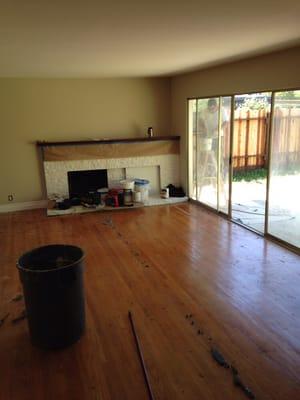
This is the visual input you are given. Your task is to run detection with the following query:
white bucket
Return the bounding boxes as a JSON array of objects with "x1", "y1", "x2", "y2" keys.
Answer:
[
  {"x1": 120, "y1": 179, "x2": 135, "y2": 190},
  {"x1": 160, "y1": 187, "x2": 169, "y2": 199},
  {"x1": 133, "y1": 191, "x2": 142, "y2": 202}
]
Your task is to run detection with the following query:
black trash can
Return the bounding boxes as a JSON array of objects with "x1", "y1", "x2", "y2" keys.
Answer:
[{"x1": 17, "y1": 244, "x2": 85, "y2": 349}]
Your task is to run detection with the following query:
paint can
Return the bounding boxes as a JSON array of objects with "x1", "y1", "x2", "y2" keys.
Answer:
[
  {"x1": 134, "y1": 191, "x2": 142, "y2": 202},
  {"x1": 160, "y1": 187, "x2": 169, "y2": 199}
]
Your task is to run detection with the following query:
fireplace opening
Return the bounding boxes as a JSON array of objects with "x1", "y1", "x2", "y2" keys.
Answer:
[{"x1": 68, "y1": 169, "x2": 108, "y2": 199}]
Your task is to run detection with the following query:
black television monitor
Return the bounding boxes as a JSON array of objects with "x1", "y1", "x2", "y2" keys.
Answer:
[{"x1": 68, "y1": 169, "x2": 108, "y2": 199}]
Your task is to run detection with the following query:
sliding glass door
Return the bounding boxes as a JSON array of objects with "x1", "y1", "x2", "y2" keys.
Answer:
[
  {"x1": 188, "y1": 96, "x2": 231, "y2": 214},
  {"x1": 188, "y1": 89, "x2": 299, "y2": 252},
  {"x1": 267, "y1": 90, "x2": 300, "y2": 248},
  {"x1": 231, "y1": 92, "x2": 271, "y2": 233}
]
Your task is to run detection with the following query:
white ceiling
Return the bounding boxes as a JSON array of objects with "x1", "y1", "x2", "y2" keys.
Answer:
[{"x1": 1, "y1": 0, "x2": 300, "y2": 78}]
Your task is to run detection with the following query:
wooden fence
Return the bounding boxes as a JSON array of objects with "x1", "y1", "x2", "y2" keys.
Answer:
[
  {"x1": 232, "y1": 108, "x2": 300, "y2": 170},
  {"x1": 193, "y1": 108, "x2": 300, "y2": 171},
  {"x1": 271, "y1": 107, "x2": 300, "y2": 169},
  {"x1": 232, "y1": 109, "x2": 268, "y2": 170}
]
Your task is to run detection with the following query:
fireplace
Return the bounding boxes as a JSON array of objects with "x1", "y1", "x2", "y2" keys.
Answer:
[
  {"x1": 68, "y1": 169, "x2": 108, "y2": 199},
  {"x1": 40, "y1": 137, "x2": 181, "y2": 199},
  {"x1": 38, "y1": 137, "x2": 186, "y2": 216}
]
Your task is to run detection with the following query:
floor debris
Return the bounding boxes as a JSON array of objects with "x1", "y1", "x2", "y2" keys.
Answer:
[
  {"x1": 10, "y1": 293, "x2": 23, "y2": 302},
  {"x1": 102, "y1": 216, "x2": 152, "y2": 269},
  {"x1": 211, "y1": 347, "x2": 230, "y2": 368},
  {"x1": 231, "y1": 366, "x2": 255, "y2": 399},
  {"x1": 0, "y1": 313, "x2": 9, "y2": 327},
  {"x1": 185, "y1": 312, "x2": 256, "y2": 399},
  {"x1": 12, "y1": 309, "x2": 27, "y2": 324},
  {"x1": 102, "y1": 217, "x2": 114, "y2": 227}
]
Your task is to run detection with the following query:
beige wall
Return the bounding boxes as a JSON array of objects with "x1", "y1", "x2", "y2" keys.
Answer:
[
  {"x1": 2, "y1": 46, "x2": 300, "y2": 205},
  {"x1": 171, "y1": 45, "x2": 300, "y2": 190},
  {"x1": 0, "y1": 78, "x2": 171, "y2": 204}
]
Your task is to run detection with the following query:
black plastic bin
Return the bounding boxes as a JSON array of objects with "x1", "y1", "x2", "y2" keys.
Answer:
[{"x1": 17, "y1": 244, "x2": 85, "y2": 349}]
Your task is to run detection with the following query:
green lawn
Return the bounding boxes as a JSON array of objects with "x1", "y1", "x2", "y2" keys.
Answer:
[{"x1": 233, "y1": 168, "x2": 267, "y2": 182}]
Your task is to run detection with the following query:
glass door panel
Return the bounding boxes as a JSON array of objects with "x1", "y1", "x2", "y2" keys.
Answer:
[
  {"x1": 231, "y1": 92, "x2": 271, "y2": 233},
  {"x1": 196, "y1": 97, "x2": 219, "y2": 209},
  {"x1": 218, "y1": 96, "x2": 231, "y2": 214},
  {"x1": 189, "y1": 96, "x2": 231, "y2": 214},
  {"x1": 268, "y1": 90, "x2": 300, "y2": 248}
]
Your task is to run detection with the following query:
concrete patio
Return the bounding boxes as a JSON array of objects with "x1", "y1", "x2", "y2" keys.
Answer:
[{"x1": 232, "y1": 173, "x2": 300, "y2": 247}]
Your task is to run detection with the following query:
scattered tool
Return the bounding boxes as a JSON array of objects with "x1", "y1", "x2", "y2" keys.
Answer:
[{"x1": 128, "y1": 311, "x2": 155, "y2": 400}]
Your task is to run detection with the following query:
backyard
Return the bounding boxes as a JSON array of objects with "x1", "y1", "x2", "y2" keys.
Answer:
[{"x1": 232, "y1": 169, "x2": 300, "y2": 247}]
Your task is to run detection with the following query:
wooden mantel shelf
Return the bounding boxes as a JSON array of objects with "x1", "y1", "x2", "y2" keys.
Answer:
[
  {"x1": 37, "y1": 135, "x2": 180, "y2": 147},
  {"x1": 39, "y1": 136, "x2": 180, "y2": 161}
]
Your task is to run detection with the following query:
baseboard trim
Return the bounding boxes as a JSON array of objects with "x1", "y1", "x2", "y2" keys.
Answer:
[{"x1": 0, "y1": 200, "x2": 48, "y2": 213}]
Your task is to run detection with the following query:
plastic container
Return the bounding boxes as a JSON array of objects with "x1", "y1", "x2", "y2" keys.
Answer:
[
  {"x1": 17, "y1": 245, "x2": 85, "y2": 349},
  {"x1": 134, "y1": 179, "x2": 150, "y2": 203}
]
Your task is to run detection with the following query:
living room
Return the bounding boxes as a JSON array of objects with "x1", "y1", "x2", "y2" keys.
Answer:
[{"x1": 0, "y1": 1, "x2": 300, "y2": 399}]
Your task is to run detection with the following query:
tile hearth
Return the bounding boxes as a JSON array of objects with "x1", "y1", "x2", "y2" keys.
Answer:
[{"x1": 47, "y1": 196, "x2": 188, "y2": 216}]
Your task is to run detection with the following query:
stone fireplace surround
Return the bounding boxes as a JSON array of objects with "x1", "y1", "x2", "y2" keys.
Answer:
[{"x1": 38, "y1": 136, "x2": 182, "y2": 202}]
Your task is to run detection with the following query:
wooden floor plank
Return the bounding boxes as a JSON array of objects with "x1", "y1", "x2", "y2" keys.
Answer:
[{"x1": 0, "y1": 204, "x2": 299, "y2": 399}]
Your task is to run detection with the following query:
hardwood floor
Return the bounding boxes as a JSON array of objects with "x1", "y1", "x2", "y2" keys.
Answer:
[{"x1": 0, "y1": 203, "x2": 299, "y2": 400}]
